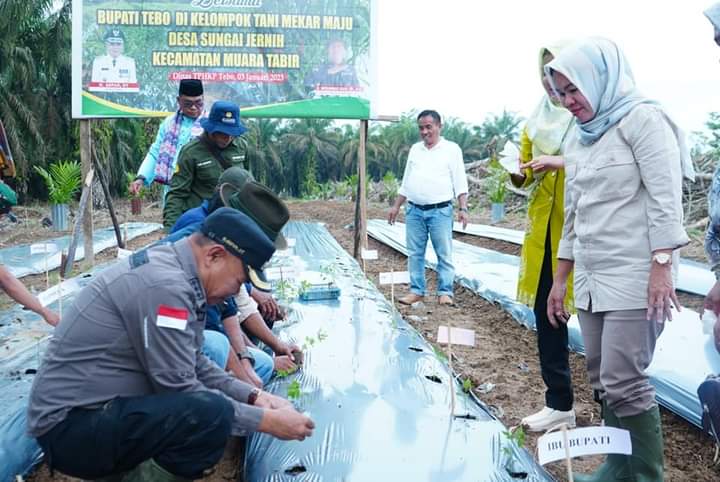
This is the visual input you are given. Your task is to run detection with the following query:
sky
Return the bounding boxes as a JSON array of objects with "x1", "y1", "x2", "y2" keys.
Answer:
[{"x1": 373, "y1": 0, "x2": 720, "y2": 135}]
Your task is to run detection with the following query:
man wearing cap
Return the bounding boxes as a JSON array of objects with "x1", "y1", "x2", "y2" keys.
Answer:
[
  {"x1": 160, "y1": 167, "x2": 299, "y2": 388},
  {"x1": 0, "y1": 181, "x2": 60, "y2": 326},
  {"x1": 163, "y1": 100, "x2": 247, "y2": 230},
  {"x1": 27, "y1": 208, "x2": 315, "y2": 482},
  {"x1": 129, "y1": 79, "x2": 206, "y2": 200},
  {"x1": 89, "y1": 28, "x2": 138, "y2": 91}
]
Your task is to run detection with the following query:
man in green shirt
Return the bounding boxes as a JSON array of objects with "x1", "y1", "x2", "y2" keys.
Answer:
[{"x1": 163, "y1": 100, "x2": 248, "y2": 230}]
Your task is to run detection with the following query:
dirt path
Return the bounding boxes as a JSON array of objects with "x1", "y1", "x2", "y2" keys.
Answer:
[{"x1": 20, "y1": 199, "x2": 719, "y2": 481}]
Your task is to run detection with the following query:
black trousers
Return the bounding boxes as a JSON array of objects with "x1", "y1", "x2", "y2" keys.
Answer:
[
  {"x1": 534, "y1": 225, "x2": 574, "y2": 411},
  {"x1": 37, "y1": 391, "x2": 233, "y2": 480}
]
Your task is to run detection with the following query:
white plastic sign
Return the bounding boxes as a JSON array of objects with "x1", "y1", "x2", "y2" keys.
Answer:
[
  {"x1": 498, "y1": 141, "x2": 521, "y2": 174},
  {"x1": 265, "y1": 266, "x2": 297, "y2": 281},
  {"x1": 537, "y1": 426, "x2": 631, "y2": 465},
  {"x1": 437, "y1": 326, "x2": 476, "y2": 347},
  {"x1": 31, "y1": 243, "x2": 56, "y2": 255},
  {"x1": 379, "y1": 271, "x2": 410, "y2": 285},
  {"x1": 361, "y1": 249, "x2": 378, "y2": 260}
]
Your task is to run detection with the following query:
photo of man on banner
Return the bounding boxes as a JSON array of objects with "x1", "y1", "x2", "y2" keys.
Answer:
[{"x1": 89, "y1": 28, "x2": 139, "y2": 93}]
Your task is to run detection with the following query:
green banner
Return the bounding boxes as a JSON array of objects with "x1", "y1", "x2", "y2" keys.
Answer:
[{"x1": 72, "y1": 0, "x2": 375, "y2": 119}]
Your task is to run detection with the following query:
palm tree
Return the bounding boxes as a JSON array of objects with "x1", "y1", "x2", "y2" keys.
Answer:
[
  {"x1": 244, "y1": 118, "x2": 284, "y2": 191},
  {"x1": 279, "y1": 118, "x2": 339, "y2": 196}
]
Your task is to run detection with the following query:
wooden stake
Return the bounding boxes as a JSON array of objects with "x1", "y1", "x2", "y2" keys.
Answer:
[
  {"x1": 561, "y1": 423, "x2": 574, "y2": 482},
  {"x1": 80, "y1": 120, "x2": 94, "y2": 266},
  {"x1": 447, "y1": 321, "x2": 455, "y2": 415},
  {"x1": 390, "y1": 265, "x2": 394, "y2": 306},
  {"x1": 353, "y1": 119, "x2": 368, "y2": 260}
]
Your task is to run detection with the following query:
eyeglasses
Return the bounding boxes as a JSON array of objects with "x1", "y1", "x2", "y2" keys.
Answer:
[{"x1": 180, "y1": 99, "x2": 204, "y2": 109}]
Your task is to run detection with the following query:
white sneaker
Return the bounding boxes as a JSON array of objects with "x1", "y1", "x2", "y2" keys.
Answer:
[{"x1": 521, "y1": 406, "x2": 576, "y2": 432}]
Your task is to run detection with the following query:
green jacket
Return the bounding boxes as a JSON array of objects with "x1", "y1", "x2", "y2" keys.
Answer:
[{"x1": 163, "y1": 136, "x2": 246, "y2": 229}]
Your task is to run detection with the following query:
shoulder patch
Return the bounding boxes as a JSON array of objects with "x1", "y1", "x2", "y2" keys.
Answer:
[{"x1": 129, "y1": 249, "x2": 149, "y2": 269}]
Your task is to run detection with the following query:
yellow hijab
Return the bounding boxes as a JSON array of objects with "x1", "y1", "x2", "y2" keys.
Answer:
[{"x1": 525, "y1": 43, "x2": 574, "y2": 157}]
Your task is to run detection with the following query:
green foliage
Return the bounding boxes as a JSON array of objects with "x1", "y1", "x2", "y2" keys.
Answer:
[
  {"x1": 382, "y1": 171, "x2": 399, "y2": 202},
  {"x1": 485, "y1": 166, "x2": 509, "y2": 204},
  {"x1": 502, "y1": 426, "x2": 526, "y2": 457},
  {"x1": 287, "y1": 379, "x2": 301, "y2": 400},
  {"x1": 33, "y1": 160, "x2": 81, "y2": 204},
  {"x1": 462, "y1": 378, "x2": 473, "y2": 393},
  {"x1": 276, "y1": 366, "x2": 298, "y2": 378}
]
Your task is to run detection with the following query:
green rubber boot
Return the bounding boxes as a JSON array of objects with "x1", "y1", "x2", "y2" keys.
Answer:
[
  {"x1": 617, "y1": 406, "x2": 665, "y2": 482},
  {"x1": 574, "y1": 402, "x2": 632, "y2": 482},
  {"x1": 120, "y1": 459, "x2": 191, "y2": 482}
]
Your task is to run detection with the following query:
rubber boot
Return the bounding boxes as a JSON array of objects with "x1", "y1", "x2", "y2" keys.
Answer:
[
  {"x1": 617, "y1": 405, "x2": 665, "y2": 482},
  {"x1": 121, "y1": 459, "x2": 191, "y2": 482},
  {"x1": 574, "y1": 402, "x2": 631, "y2": 482}
]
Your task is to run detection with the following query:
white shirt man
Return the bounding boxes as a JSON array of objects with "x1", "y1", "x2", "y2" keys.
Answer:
[{"x1": 388, "y1": 110, "x2": 469, "y2": 306}]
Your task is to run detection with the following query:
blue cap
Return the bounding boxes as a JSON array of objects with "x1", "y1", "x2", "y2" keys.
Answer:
[
  {"x1": 200, "y1": 207, "x2": 274, "y2": 291},
  {"x1": 200, "y1": 101, "x2": 247, "y2": 137}
]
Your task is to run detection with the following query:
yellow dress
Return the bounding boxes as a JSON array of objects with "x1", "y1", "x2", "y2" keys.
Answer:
[{"x1": 514, "y1": 128, "x2": 574, "y2": 311}]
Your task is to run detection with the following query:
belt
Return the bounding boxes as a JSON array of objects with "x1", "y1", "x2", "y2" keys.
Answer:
[{"x1": 409, "y1": 200, "x2": 452, "y2": 211}]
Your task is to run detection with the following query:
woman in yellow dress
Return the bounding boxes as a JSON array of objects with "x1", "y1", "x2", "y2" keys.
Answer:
[{"x1": 511, "y1": 44, "x2": 576, "y2": 432}]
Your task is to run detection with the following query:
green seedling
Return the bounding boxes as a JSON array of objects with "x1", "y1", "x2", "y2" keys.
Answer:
[
  {"x1": 501, "y1": 426, "x2": 526, "y2": 457},
  {"x1": 302, "y1": 335, "x2": 316, "y2": 351},
  {"x1": 275, "y1": 279, "x2": 297, "y2": 302},
  {"x1": 299, "y1": 280, "x2": 312, "y2": 294},
  {"x1": 276, "y1": 366, "x2": 298, "y2": 378},
  {"x1": 462, "y1": 378, "x2": 473, "y2": 393},
  {"x1": 287, "y1": 379, "x2": 301, "y2": 400},
  {"x1": 316, "y1": 329, "x2": 328, "y2": 342}
]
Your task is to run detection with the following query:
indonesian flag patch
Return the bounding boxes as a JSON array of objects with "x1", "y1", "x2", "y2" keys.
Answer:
[{"x1": 156, "y1": 305, "x2": 189, "y2": 331}]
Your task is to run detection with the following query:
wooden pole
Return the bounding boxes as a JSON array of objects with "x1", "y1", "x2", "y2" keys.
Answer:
[
  {"x1": 90, "y1": 144, "x2": 124, "y2": 249},
  {"x1": 80, "y1": 120, "x2": 94, "y2": 266},
  {"x1": 353, "y1": 119, "x2": 369, "y2": 260},
  {"x1": 63, "y1": 169, "x2": 94, "y2": 279}
]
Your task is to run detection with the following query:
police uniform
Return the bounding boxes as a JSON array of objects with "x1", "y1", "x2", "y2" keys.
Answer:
[
  {"x1": 90, "y1": 55, "x2": 137, "y2": 84},
  {"x1": 162, "y1": 137, "x2": 246, "y2": 229},
  {"x1": 27, "y1": 210, "x2": 275, "y2": 480}
]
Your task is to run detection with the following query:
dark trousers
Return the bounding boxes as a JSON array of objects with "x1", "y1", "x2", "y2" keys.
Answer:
[
  {"x1": 535, "y1": 226, "x2": 574, "y2": 411},
  {"x1": 37, "y1": 391, "x2": 233, "y2": 480}
]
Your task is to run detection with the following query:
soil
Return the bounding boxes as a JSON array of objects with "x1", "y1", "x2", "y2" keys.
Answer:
[{"x1": 18, "y1": 199, "x2": 719, "y2": 482}]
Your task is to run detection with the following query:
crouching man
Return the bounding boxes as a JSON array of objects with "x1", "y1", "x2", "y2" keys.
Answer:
[{"x1": 26, "y1": 208, "x2": 314, "y2": 481}]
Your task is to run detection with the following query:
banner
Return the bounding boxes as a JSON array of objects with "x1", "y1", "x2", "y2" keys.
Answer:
[{"x1": 71, "y1": 0, "x2": 376, "y2": 119}]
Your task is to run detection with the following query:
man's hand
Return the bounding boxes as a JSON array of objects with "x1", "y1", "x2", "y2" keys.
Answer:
[
  {"x1": 259, "y1": 408, "x2": 315, "y2": 441},
  {"x1": 129, "y1": 178, "x2": 144, "y2": 196},
  {"x1": 703, "y1": 280, "x2": 720, "y2": 318},
  {"x1": 388, "y1": 205, "x2": 400, "y2": 225},
  {"x1": 458, "y1": 209, "x2": 469, "y2": 230},
  {"x1": 547, "y1": 281, "x2": 569, "y2": 329},
  {"x1": 252, "y1": 289, "x2": 283, "y2": 321},
  {"x1": 255, "y1": 390, "x2": 293, "y2": 410},
  {"x1": 647, "y1": 261, "x2": 680, "y2": 323},
  {"x1": 274, "y1": 355, "x2": 298, "y2": 372},
  {"x1": 41, "y1": 308, "x2": 60, "y2": 327},
  {"x1": 274, "y1": 341, "x2": 301, "y2": 363},
  {"x1": 520, "y1": 155, "x2": 564, "y2": 174}
]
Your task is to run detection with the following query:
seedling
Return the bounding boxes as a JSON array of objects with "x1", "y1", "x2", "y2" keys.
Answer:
[
  {"x1": 275, "y1": 279, "x2": 297, "y2": 302},
  {"x1": 302, "y1": 335, "x2": 316, "y2": 351},
  {"x1": 316, "y1": 329, "x2": 328, "y2": 342},
  {"x1": 299, "y1": 280, "x2": 312, "y2": 295},
  {"x1": 287, "y1": 379, "x2": 301, "y2": 400},
  {"x1": 462, "y1": 378, "x2": 473, "y2": 393},
  {"x1": 502, "y1": 426, "x2": 528, "y2": 478},
  {"x1": 276, "y1": 366, "x2": 298, "y2": 378},
  {"x1": 502, "y1": 426, "x2": 526, "y2": 457}
]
